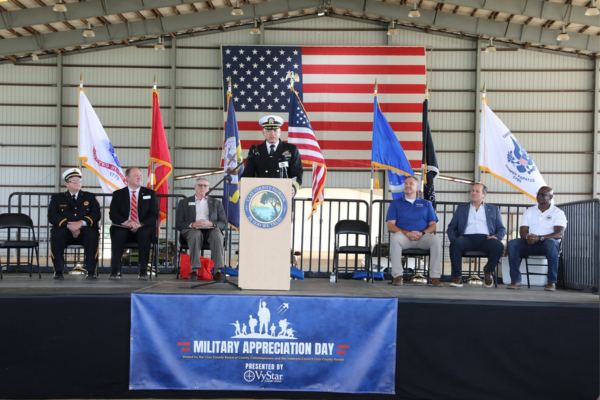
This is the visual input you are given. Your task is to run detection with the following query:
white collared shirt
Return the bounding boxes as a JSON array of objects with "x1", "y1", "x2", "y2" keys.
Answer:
[
  {"x1": 69, "y1": 191, "x2": 87, "y2": 226},
  {"x1": 195, "y1": 195, "x2": 209, "y2": 221},
  {"x1": 464, "y1": 202, "x2": 490, "y2": 235},
  {"x1": 520, "y1": 204, "x2": 567, "y2": 235}
]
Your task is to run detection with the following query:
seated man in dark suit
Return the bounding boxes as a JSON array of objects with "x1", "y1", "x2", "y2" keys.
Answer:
[
  {"x1": 109, "y1": 167, "x2": 158, "y2": 280},
  {"x1": 447, "y1": 183, "x2": 506, "y2": 288},
  {"x1": 175, "y1": 177, "x2": 227, "y2": 281},
  {"x1": 48, "y1": 168, "x2": 101, "y2": 280}
]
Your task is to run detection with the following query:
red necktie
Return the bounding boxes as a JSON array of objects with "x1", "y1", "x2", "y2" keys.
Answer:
[{"x1": 131, "y1": 191, "x2": 139, "y2": 222}]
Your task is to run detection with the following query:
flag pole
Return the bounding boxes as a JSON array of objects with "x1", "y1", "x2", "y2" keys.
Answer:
[
  {"x1": 150, "y1": 76, "x2": 157, "y2": 190},
  {"x1": 77, "y1": 73, "x2": 83, "y2": 170},
  {"x1": 421, "y1": 83, "x2": 428, "y2": 194},
  {"x1": 369, "y1": 80, "x2": 377, "y2": 229},
  {"x1": 480, "y1": 82, "x2": 486, "y2": 183}
]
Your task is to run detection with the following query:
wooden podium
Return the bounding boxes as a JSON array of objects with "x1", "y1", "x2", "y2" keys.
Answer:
[{"x1": 238, "y1": 178, "x2": 291, "y2": 291}]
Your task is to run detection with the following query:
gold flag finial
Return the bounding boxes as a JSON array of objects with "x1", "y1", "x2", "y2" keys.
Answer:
[
  {"x1": 482, "y1": 82, "x2": 487, "y2": 98},
  {"x1": 425, "y1": 82, "x2": 429, "y2": 98},
  {"x1": 228, "y1": 76, "x2": 232, "y2": 93},
  {"x1": 153, "y1": 75, "x2": 157, "y2": 90},
  {"x1": 374, "y1": 79, "x2": 378, "y2": 95},
  {"x1": 79, "y1": 73, "x2": 83, "y2": 89}
]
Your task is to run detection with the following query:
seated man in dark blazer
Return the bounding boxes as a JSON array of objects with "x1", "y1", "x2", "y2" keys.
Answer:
[
  {"x1": 240, "y1": 114, "x2": 303, "y2": 196},
  {"x1": 109, "y1": 167, "x2": 158, "y2": 280},
  {"x1": 176, "y1": 177, "x2": 227, "y2": 281},
  {"x1": 48, "y1": 168, "x2": 101, "y2": 280},
  {"x1": 447, "y1": 183, "x2": 506, "y2": 288}
]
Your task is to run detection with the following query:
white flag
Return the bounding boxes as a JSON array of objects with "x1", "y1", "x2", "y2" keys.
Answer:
[
  {"x1": 479, "y1": 99, "x2": 547, "y2": 201},
  {"x1": 78, "y1": 89, "x2": 126, "y2": 193}
]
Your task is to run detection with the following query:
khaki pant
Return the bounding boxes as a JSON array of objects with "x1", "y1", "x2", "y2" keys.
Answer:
[{"x1": 389, "y1": 231, "x2": 442, "y2": 279}]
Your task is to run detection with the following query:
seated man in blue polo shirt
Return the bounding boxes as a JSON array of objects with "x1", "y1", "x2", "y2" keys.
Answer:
[{"x1": 386, "y1": 176, "x2": 443, "y2": 287}]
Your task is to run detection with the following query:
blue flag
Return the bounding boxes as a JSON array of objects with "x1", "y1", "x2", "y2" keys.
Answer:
[
  {"x1": 223, "y1": 93, "x2": 244, "y2": 229},
  {"x1": 371, "y1": 95, "x2": 414, "y2": 199}
]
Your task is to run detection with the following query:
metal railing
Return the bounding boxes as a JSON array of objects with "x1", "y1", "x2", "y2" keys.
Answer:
[
  {"x1": 6, "y1": 192, "x2": 186, "y2": 274},
  {"x1": 559, "y1": 199, "x2": 599, "y2": 292},
  {"x1": 3, "y1": 191, "x2": 599, "y2": 291}
]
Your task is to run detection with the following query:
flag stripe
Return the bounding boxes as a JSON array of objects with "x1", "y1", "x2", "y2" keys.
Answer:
[
  {"x1": 303, "y1": 65, "x2": 426, "y2": 75},
  {"x1": 303, "y1": 74, "x2": 426, "y2": 84},
  {"x1": 303, "y1": 83, "x2": 425, "y2": 94},
  {"x1": 302, "y1": 55, "x2": 426, "y2": 65},
  {"x1": 304, "y1": 102, "x2": 422, "y2": 113}
]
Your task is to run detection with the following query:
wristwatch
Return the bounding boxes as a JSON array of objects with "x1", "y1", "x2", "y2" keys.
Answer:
[
  {"x1": 421, "y1": 230, "x2": 427, "y2": 235},
  {"x1": 539, "y1": 236, "x2": 545, "y2": 242}
]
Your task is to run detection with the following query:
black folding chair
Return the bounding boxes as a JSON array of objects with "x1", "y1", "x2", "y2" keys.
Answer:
[
  {"x1": 0, "y1": 213, "x2": 41, "y2": 279},
  {"x1": 176, "y1": 234, "x2": 211, "y2": 279},
  {"x1": 462, "y1": 250, "x2": 498, "y2": 288},
  {"x1": 401, "y1": 248, "x2": 430, "y2": 283},
  {"x1": 333, "y1": 220, "x2": 373, "y2": 283},
  {"x1": 520, "y1": 240, "x2": 564, "y2": 288}
]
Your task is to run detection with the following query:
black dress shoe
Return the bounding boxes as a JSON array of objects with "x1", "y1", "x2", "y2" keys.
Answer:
[
  {"x1": 54, "y1": 272, "x2": 64, "y2": 280},
  {"x1": 138, "y1": 273, "x2": 148, "y2": 280},
  {"x1": 86, "y1": 271, "x2": 96, "y2": 280},
  {"x1": 108, "y1": 274, "x2": 121, "y2": 280},
  {"x1": 213, "y1": 271, "x2": 223, "y2": 281}
]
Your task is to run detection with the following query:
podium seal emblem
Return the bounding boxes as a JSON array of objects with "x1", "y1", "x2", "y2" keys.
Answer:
[{"x1": 244, "y1": 185, "x2": 288, "y2": 229}]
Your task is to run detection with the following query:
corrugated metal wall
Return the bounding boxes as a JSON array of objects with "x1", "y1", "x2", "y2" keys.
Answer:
[{"x1": 0, "y1": 17, "x2": 598, "y2": 212}]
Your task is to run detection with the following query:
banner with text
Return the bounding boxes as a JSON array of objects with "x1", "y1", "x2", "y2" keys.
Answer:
[{"x1": 130, "y1": 293, "x2": 397, "y2": 394}]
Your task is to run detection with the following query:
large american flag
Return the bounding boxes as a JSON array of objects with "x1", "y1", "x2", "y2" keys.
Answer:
[{"x1": 221, "y1": 45, "x2": 426, "y2": 169}]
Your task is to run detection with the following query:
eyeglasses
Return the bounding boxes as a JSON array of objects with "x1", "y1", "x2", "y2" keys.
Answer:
[
  {"x1": 67, "y1": 180, "x2": 82, "y2": 184},
  {"x1": 537, "y1": 192, "x2": 552, "y2": 197},
  {"x1": 196, "y1": 184, "x2": 209, "y2": 188}
]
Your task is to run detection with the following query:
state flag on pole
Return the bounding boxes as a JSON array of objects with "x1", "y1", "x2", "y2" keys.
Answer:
[
  {"x1": 372, "y1": 93, "x2": 414, "y2": 200},
  {"x1": 422, "y1": 97, "x2": 439, "y2": 208},
  {"x1": 287, "y1": 87, "x2": 327, "y2": 219},
  {"x1": 223, "y1": 92, "x2": 244, "y2": 230},
  {"x1": 148, "y1": 89, "x2": 172, "y2": 225},
  {"x1": 479, "y1": 99, "x2": 547, "y2": 201},
  {"x1": 78, "y1": 88, "x2": 126, "y2": 193},
  {"x1": 221, "y1": 45, "x2": 426, "y2": 169}
]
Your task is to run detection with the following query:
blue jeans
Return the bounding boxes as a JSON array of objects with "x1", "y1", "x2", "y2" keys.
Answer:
[{"x1": 507, "y1": 238, "x2": 560, "y2": 283}]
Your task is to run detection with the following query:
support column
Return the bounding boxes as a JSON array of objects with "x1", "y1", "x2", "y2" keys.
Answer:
[
  {"x1": 593, "y1": 58, "x2": 599, "y2": 199},
  {"x1": 473, "y1": 39, "x2": 482, "y2": 183},
  {"x1": 55, "y1": 54, "x2": 63, "y2": 191},
  {"x1": 170, "y1": 37, "x2": 177, "y2": 192}
]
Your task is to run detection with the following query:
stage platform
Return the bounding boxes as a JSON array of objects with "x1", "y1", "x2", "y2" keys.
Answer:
[{"x1": 0, "y1": 273, "x2": 598, "y2": 400}]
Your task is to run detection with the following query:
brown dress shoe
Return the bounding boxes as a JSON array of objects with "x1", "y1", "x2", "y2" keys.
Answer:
[
  {"x1": 544, "y1": 282, "x2": 556, "y2": 291},
  {"x1": 213, "y1": 271, "x2": 223, "y2": 281},
  {"x1": 392, "y1": 276, "x2": 403, "y2": 286},
  {"x1": 188, "y1": 271, "x2": 198, "y2": 281},
  {"x1": 506, "y1": 282, "x2": 522, "y2": 289},
  {"x1": 449, "y1": 277, "x2": 463, "y2": 287},
  {"x1": 484, "y1": 269, "x2": 494, "y2": 288},
  {"x1": 429, "y1": 278, "x2": 443, "y2": 287}
]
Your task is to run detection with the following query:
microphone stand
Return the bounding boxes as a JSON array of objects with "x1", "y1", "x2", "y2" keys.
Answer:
[{"x1": 191, "y1": 152, "x2": 254, "y2": 290}]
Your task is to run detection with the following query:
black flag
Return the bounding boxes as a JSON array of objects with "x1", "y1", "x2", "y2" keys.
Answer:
[{"x1": 422, "y1": 98, "x2": 439, "y2": 208}]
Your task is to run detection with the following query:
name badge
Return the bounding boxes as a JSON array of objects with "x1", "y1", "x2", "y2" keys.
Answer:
[
  {"x1": 189, "y1": 202, "x2": 195, "y2": 205},
  {"x1": 143, "y1": 195, "x2": 151, "y2": 200}
]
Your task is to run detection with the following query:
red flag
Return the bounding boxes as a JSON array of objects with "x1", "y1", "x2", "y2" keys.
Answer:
[{"x1": 148, "y1": 89, "x2": 172, "y2": 225}]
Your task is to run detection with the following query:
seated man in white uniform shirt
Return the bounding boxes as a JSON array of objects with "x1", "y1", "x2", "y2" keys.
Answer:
[{"x1": 506, "y1": 186, "x2": 567, "y2": 291}]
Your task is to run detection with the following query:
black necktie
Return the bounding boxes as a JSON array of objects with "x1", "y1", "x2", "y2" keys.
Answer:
[
  {"x1": 269, "y1": 145, "x2": 275, "y2": 157},
  {"x1": 72, "y1": 194, "x2": 76, "y2": 201}
]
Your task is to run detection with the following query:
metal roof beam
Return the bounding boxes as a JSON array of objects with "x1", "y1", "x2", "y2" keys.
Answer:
[
  {"x1": 0, "y1": 0, "x2": 321, "y2": 57},
  {"x1": 0, "y1": 0, "x2": 208, "y2": 31},
  {"x1": 437, "y1": 0, "x2": 600, "y2": 26},
  {"x1": 333, "y1": 0, "x2": 600, "y2": 52}
]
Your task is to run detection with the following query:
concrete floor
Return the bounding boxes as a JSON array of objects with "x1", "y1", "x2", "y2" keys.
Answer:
[{"x1": 0, "y1": 272, "x2": 597, "y2": 304}]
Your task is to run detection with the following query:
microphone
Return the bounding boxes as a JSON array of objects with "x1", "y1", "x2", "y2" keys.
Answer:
[
  {"x1": 249, "y1": 144, "x2": 259, "y2": 157},
  {"x1": 278, "y1": 157, "x2": 289, "y2": 179}
]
